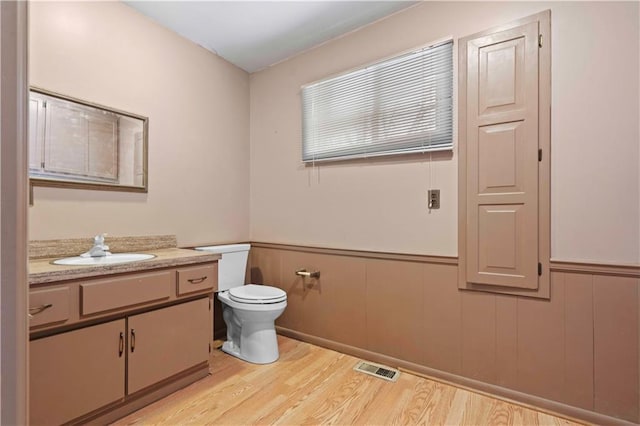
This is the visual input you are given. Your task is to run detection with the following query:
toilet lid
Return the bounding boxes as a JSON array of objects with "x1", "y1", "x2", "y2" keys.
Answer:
[{"x1": 228, "y1": 284, "x2": 287, "y2": 304}]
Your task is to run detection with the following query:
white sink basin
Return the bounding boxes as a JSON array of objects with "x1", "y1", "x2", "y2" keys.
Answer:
[{"x1": 53, "y1": 253, "x2": 156, "y2": 266}]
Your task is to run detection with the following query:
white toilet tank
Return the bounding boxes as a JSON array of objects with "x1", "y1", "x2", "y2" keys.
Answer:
[{"x1": 195, "y1": 243, "x2": 250, "y2": 291}]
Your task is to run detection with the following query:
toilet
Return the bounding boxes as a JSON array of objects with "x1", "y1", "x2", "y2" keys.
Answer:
[{"x1": 195, "y1": 243, "x2": 287, "y2": 364}]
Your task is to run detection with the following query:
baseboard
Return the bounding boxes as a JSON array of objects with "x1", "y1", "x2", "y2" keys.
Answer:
[{"x1": 276, "y1": 326, "x2": 636, "y2": 426}]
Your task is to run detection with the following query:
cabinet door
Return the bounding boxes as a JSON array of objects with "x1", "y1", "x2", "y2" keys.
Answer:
[
  {"x1": 30, "y1": 319, "x2": 126, "y2": 425},
  {"x1": 128, "y1": 298, "x2": 210, "y2": 394},
  {"x1": 465, "y1": 20, "x2": 540, "y2": 289},
  {"x1": 458, "y1": 10, "x2": 551, "y2": 296}
]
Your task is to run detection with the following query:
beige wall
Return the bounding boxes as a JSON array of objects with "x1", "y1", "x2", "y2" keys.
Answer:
[
  {"x1": 29, "y1": 1, "x2": 250, "y2": 247},
  {"x1": 250, "y1": 1, "x2": 640, "y2": 264}
]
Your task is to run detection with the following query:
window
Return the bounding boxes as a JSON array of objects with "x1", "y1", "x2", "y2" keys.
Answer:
[{"x1": 302, "y1": 40, "x2": 453, "y2": 162}]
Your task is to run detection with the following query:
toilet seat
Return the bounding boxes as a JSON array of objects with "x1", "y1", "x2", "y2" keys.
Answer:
[{"x1": 228, "y1": 284, "x2": 287, "y2": 304}]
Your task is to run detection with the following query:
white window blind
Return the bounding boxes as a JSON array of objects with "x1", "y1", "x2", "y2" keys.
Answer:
[{"x1": 302, "y1": 40, "x2": 453, "y2": 162}]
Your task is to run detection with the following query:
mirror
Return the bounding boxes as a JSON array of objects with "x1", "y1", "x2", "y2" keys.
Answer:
[{"x1": 29, "y1": 87, "x2": 148, "y2": 192}]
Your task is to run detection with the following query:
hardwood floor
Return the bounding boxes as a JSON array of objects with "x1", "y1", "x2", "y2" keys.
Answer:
[{"x1": 114, "y1": 336, "x2": 583, "y2": 425}]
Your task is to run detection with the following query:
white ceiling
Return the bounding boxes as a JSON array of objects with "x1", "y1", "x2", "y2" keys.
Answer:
[{"x1": 124, "y1": 1, "x2": 416, "y2": 73}]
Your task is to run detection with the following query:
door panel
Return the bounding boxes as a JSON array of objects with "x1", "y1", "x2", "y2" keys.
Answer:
[
  {"x1": 465, "y1": 19, "x2": 540, "y2": 290},
  {"x1": 476, "y1": 204, "x2": 536, "y2": 286},
  {"x1": 478, "y1": 36, "x2": 525, "y2": 116},
  {"x1": 30, "y1": 320, "x2": 125, "y2": 425},
  {"x1": 127, "y1": 298, "x2": 209, "y2": 394},
  {"x1": 478, "y1": 121, "x2": 524, "y2": 194}
]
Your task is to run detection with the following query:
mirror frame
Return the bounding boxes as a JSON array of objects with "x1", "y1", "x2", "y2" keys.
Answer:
[{"x1": 29, "y1": 87, "x2": 149, "y2": 193}]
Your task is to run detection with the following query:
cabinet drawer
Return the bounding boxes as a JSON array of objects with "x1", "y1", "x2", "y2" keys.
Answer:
[
  {"x1": 176, "y1": 263, "x2": 217, "y2": 296},
  {"x1": 81, "y1": 270, "x2": 172, "y2": 316},
  {"x1": 29, "y1": 287, "x2": 70, "y2": 328}
]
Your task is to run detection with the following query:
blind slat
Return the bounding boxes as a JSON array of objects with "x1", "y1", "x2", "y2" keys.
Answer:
[{"x1": 302, "y1": 40, "x2": 453, "y2": 162}]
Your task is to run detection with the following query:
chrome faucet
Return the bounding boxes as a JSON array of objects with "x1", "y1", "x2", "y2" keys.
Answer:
[{"x1": 82, "y1": 233, "x2": 112, "y2": 257}]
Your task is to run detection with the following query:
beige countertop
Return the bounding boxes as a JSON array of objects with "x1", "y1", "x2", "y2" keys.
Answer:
[{"x1": 29, "y1": 248, "x2": 220, "y2": 286}]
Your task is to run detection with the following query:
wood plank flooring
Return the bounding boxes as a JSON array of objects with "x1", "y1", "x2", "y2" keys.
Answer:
[{"x1": 114, "y1": 336, "x2": 583, "y2": 425}]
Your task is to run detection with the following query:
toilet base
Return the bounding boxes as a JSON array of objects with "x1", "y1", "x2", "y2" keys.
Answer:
[
  {"x1": 217, "y1": 291, "x2": 286, "y2": 365},
  {"x1": 220, "y1": 340, "x2": 247, "y2": 362},
  {"x1": 221, "y1": 339, "x2": 279, "y2": 365}
]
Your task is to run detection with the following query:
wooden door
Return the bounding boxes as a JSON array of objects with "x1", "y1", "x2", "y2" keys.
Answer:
[
  {"x1": 30, "y1": 320, "x2": 126, "y2": 425},
  {"x1": 127, "y1": 298, "x2": 210, "y2": 394},
  {"x1": 460, "y1": 12, "x2": 550, "y2": 291}
]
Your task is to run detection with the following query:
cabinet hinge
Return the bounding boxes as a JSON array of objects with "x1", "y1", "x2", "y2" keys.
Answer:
[
  {"x1": 538, "y1": 34, "x2": 543, "y2": 48},
  {"x1": 42, "y1": 100, "x2": 47, "y2": 108},
  {"x1": 538, "y1": 262, "x2": 542, "y2": 276},
  {"x1": 538, "y1": 149, "x2": 542, "y2": 162}
]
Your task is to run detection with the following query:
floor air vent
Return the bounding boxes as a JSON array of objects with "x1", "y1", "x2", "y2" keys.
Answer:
[{"x1": 353, "y1": 361, "x2": 400, "y2": 382}]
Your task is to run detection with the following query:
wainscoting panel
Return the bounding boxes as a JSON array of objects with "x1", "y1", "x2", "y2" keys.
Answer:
[
  {"x1": 461, "y1": 291, "x2": 498, "y2": 384},
  {"x1": 281, "y1": 250, "x2": 317, "y2": 335},
  {"x1": 593, "y1": 275, "x2": 639, "y2": 421},
  {"x1": 366, "y1": 259, "x2": 424, "y2": 364},
  {"x1": 253, "y1": 248, "x2": 368, "y2": 348},
  {"x1": 562, "y1": 272, "x2": 594, "y2": 411},
  {"x1": 302, "y1": 252, "x2": 367, "y2": 348},
  {"x1": 495, "y1": 295, "x2": 518, "y2": 389},
  {"x1": 516, "y1": 273, "x2": 566, "y2": 402},
  {"x1": 249, "y1": 243, "x2": 640, "y2": 424},
  {"x1": 249, "y1": 246, "x2": 281, "y2": 284},
  {"x1": 422, "y1": 263, "x2": 461, "y2": 375}
]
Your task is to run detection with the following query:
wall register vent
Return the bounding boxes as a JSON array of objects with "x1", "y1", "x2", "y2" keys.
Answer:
[{"x1": 353, "y1": 361, "x2": 400, "y2": 382}]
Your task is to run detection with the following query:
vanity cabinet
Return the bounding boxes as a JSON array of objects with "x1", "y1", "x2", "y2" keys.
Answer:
[{"x1": 29, "y1": 259, "x2": 218, "y2": 425}]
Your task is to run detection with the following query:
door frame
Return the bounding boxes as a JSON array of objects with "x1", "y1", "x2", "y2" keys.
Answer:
[{"x1": 0, "y1": 1, "x2": 29, "y2": 423}]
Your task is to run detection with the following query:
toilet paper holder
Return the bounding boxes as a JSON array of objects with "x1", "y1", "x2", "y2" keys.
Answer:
[{"x1": 295, "y1": 268, "x2": 320, "y2": 279}]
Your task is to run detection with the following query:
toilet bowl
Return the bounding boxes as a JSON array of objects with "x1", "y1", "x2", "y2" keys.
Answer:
[
  {"x1": 218, "y1": 285, "x2": 287, "y2": 364},
  {"x1": 195, "y1": 244, "x2": 287, "y2": 364}
]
